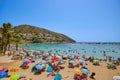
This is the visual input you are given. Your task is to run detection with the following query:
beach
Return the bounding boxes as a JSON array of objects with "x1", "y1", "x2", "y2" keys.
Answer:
[{"x1": 0, "y1": 54, "x2": 120, "y2": 80}]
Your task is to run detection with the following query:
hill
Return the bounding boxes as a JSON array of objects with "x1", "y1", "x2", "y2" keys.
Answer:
[{"x1": 12, "y1": 24, "x2": 76, "y2": 43}]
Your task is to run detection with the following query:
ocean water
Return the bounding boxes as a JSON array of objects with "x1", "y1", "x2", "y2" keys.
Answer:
[{"x1": 19, "y1": 43, "x2": 120, "y2": 60}]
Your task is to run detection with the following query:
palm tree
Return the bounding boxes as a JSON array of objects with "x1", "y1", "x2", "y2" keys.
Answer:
[
  {"x1": 0, "y1": 37, "x2": 2, "y2": 50},
  {"x1": 1, "y1": 23, "x2": 12, "y2": 54},
  {"x1": 7, "y1": 32, "x2": 13, "y2": 50},
  {"x1": 13, "y1": 35, "x2": 21, "y2": 51}
]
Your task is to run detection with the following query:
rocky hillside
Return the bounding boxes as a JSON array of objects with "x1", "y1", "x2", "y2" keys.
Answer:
[{"x1": 13, "y1": 25, "x2": 76, "y2": 43}]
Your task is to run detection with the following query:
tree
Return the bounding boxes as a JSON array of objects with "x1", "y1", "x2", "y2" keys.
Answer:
[
  {"x1": 7, "y1": 32, "x2": 13, "y2": 50},
  {"x1": 0, "y1": 37, "x2": 2, "y2": 50},
  {"x1": 13, "y1": 35, "x2": 21, "y2": 51},
  {"x1": 1, "y1": 23, "x2": 12, "y2": 54}
]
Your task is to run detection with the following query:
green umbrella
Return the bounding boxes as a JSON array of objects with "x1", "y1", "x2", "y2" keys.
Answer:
[
  {"x1": 106, "y1": 62, "x2": 113, "y2": 66},
  {"x1": 10, "y1": 74, "x2": 20, "y2": 80},
  {"x1": 93, "y1": 60, "x2": 100, "y2": 63}
]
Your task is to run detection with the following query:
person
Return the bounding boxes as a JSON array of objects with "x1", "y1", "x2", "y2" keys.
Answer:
[
  {"x1": 90, "y1": 72, "x2": 95, "y2": 80},
  {"x1": 29, "y1": 78, "x2": 33, "y2": 80}
]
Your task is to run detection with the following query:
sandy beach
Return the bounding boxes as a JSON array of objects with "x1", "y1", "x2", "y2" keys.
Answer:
[{"x1": 0, "y1": 54, "x2": 120, "y2": 80}]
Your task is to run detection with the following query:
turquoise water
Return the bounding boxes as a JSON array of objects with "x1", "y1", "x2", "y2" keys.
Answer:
[{"x1": 19, "y1": 43, "x2": 120, "y2": 59}]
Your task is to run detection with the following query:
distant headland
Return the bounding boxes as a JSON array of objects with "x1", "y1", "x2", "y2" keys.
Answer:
[{"x1": 0, "y1": 24, "x2": 76, "y2": 44}]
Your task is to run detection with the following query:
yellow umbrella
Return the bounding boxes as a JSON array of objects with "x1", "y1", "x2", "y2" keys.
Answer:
[{"x1": 74, "y1": 69, "x2": 82, "y2": 75}]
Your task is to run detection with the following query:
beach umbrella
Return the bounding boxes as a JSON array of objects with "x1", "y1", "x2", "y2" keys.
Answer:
[
  {"x1": 22, "y1": 58, "x2": 27, "y2": 62},
  {"x1": 35, "y1": 64, "x2": 43, "y2": 70},
  {"x1": 63, "y1": 55, "x2": 68, "y2": 58},
  {"x1": 24, "y1": 59, "x2": 31, "y2": 64},
  {"x1": 41, "y1": 60, "x2": 46, "y2": 64},
  {"x1": 0, "y1": 72, "x2": 8, "y2": 78},
  {"x1": 106, "y1": 62, "x2": 113, "y2": 66},
  {"x1": 52, "y1": 58, "x2": 60, "y2": 63},
  {"x1": 57, "y1": 55, "x2": 62, "y2": 59},
  {"x1": 113, "y1": 76, "x2": 120, "y2": 80},
  {"x1": 69, "y1": 60, "x2": 75, "y2": 64},
  {"x1": 93, "y1": 60, "x2": 100, "y2": 63},
  {"x1": 76, "y1": 53, "x2": 80, "y2": 57},
  {"x1": 10, "y1": 67, "x2": 20, "y2": 72},
  {"x1": 82, "y1": 61, "x2": 88, "y2": 65},
  {"x1": 81, "y1": 68, "x2": 89, "y2": 74},
  {"x1": 69, "y1": 55, "x2": 74, "y2": 59},
  {"x1": 74, "y1": 59, "x2": 80, "y2": 63},
  {"x1": 0, "y1": 68, "x2": 8, "y2": 72},
  {"x1": 74, "y1": 69, "x2": 82, "y2": 75},
  {"x1": 54, "y1": 73, "x2": 62, "y2": 80},
  {"x1": 42, "y1": 64, "x2": 46, "y2": 67},
  {"x1": 10, "y1": 74, "x2": 20, "y2": 80},
  {"x1": 79, "y1": 59, "x2": 84, "y2": 63},
  {"x1": 47, "y1": 66, "x2": 53, "y2": 72}
]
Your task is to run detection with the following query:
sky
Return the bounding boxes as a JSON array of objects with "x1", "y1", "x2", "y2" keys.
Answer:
[{"x1": 0, "y1": 0, "x2": 120, "y2": 42}]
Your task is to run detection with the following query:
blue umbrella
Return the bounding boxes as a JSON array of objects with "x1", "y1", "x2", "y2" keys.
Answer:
[
  {"x1": 81, "y1": 68, "x2": 89, "y2": 74},
  {"x1": 41, "y1": 60, "x2": 46, "y2": 64},
  {"x1": 47, "y1": 66, "x2": 53, "y2": 72},
  {"x1": 0, "y1": 72, "x2": 8, "y2": 78},
  {"x1": 54, "y1": 73, "x2": 62, "y2": 80},
  {"x1": 35, "y1": 64, "x2": 43, "y2": 70},
  {"x1": 82, "y1": 61, "x2": 88, "y2": 65}
]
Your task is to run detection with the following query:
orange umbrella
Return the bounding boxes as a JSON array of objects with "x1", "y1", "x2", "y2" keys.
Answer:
[
  {"x1": 10, "y1": 67, "x2": 20, "y2": 72},
  {"x1": 74, "y1": 69, "x2": 82, "y2": 75}
]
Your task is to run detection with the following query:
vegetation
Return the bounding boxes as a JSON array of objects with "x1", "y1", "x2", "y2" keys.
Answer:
[
  {"x1": 0, "y1": 23, "x2": 13, "y2": 54},
  {"x1": 13, "y1": 24, "x2": 76, "y2": 43},
  {"x1": 0, "y1": 23, "x2": 76, "y2": 54}
]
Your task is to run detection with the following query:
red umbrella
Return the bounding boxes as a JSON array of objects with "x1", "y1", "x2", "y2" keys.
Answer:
[{"x1": 52, "y1": 58, "x2": 60, "y2": 63}]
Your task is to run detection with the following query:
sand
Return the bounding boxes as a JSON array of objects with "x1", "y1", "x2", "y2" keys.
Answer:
[{"x1": 0, "y1": 55, "x2": 120, "y2": 80}]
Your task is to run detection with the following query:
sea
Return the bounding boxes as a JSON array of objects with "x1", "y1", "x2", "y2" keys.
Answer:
[{"x1": 19, "y1": 42, "x2": 120, "y2": 60}]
